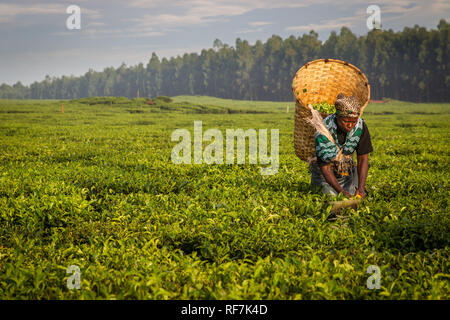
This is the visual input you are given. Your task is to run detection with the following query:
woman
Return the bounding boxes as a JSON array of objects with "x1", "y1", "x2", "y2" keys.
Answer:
[{"x1": 310, "y1": 93, "x2": 373, "y2": 198}]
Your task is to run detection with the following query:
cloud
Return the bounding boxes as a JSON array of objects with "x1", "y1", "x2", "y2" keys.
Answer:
[
  {"x1": 127, "y1": 0, "x2": 309, "y2": 10},
  {"x1": 128, "y1": 13, "x2": 227, "y2": 28},
  {"x1": 53, "y1": 27, "x2": 165, "y2": 39},
  {"x1": 248, "y1": 21, "x2": 273, "y2": 27},
  {"x1": 0, "y1": 3, "x2": 65, "y2": 17},
  {"x1": 127, "y1": 0, "x2": 169, "y2": 8},
  {"x1": 286, "y1": 15, "x2": 363, "y2": 32},
  {"x1": 284, "y1": 0, "x2": 448, "y2": 34},
  {"x1": 357, "y1": 1, "x2": 449, "y2": 31},
  {"x1": 237, "y1": 28, "x2": 264, "y2": 34},
  {"x1": 0, "y1": 3, "x2": 101, "y2": 24},
  {"x1": 237, "y1": 21, "x2": 274, "y2": 34},
  {"x1": 125, "y1": 0, "x2": 308, "y2": 29},
  {"x1": 85, "y1": 22, "x2": 106, "y2": 28},
  {"x1": 430, "y1": 0, "x2": 450, "y2": 13},
  {"x1": 379, "y1": 1, "x2": 449, "y2": 24}
]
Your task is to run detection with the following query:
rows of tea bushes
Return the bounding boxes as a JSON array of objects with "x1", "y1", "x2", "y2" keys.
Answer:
[{"x1": 0, "y1": 97, "x2": 448, "y2": 299}]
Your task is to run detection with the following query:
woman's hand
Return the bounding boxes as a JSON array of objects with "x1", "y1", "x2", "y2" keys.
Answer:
[
  {"x1": 355, "y1": 188, "x2": 366, "y2": 199},
  {"x1": 342, "y1": 191, "x2": 352, "y2": 198}
]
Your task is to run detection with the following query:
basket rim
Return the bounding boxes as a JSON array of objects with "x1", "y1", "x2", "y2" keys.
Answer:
[{"x1": 293, "y1": 58, "x2": 371, "y2": 115}]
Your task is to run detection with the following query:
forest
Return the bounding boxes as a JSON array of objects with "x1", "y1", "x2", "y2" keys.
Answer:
[{"x1": 0, "y1": 19, "x2": 448, "y2": 102}]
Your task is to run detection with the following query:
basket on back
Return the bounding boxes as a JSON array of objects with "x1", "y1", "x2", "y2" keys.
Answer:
[{"x1": 292, "y1": 59, "x2": 370, "y2": 162}]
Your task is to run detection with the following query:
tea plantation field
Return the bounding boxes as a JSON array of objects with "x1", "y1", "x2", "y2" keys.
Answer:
[{"x1": 0, "y1": 96, "x2": 448, "y2": 299}]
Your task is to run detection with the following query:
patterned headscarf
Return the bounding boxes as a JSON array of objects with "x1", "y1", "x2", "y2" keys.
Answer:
[{"x1": 335, "y1": 93, "x2": 361, "y2": 118}]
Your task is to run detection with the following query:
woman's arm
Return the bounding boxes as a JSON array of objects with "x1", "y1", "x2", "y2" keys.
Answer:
[
  {"x1": 356, "y1": 153, "x2": 369, "y2": 198},
  {"x1": 319, "y1": 164, "x2": 352, "y2": 197}
]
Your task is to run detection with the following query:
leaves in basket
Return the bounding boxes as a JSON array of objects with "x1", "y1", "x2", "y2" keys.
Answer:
[{"x1": 310, "y1": 101, "x2": 336, "y2": 114}]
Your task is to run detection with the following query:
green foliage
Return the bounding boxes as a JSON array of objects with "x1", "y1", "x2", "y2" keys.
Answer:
[
  {"x1": 311, "y1": 102, "x2": 336, "y2": 114},
  {"x1": 63, "y1": 96, "x2": 254, "y2": 114},
  {"x1": 71, "y1": 97, "x2": 132, "y2": 105},
  {"x1": 154, "y1": 96, "x2": 173, "y2": 103},
  {"x1": 0, "y1": 97, "x2": 449, "y2": 299}
]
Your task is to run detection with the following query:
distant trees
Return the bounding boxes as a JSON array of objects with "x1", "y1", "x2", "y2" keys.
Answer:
[{"x1": 1, "y1": 19, "x2": 448, "y2": 102}]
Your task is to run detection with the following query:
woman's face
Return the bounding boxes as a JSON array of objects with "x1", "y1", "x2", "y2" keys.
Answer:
[{"x1": 336, "y1": 115, "x2": 358, "y2": 132}]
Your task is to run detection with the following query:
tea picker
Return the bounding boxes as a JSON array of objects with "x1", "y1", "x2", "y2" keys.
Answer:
[{"x1": 292, "y1": 59, "x2": 373, "y2": 213}]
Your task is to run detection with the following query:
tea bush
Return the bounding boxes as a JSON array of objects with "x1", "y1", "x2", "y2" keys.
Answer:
[{"x1": 0, "y1": 97, "x2": 448, "y2": 299}]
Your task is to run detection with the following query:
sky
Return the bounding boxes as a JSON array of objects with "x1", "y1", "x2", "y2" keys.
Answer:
[{"x1": 0, "y1": 0, "x2": 448, "y2": 85}]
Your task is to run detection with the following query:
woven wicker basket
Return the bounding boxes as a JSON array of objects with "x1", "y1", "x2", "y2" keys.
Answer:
[{"x1": 292, "y1": 58, "x2": 370, "y2": 162}]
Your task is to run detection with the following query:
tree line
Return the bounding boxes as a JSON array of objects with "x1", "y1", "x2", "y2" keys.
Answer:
[{"x1": 1, "y1": 19, "x2": 448, "y2": 102}]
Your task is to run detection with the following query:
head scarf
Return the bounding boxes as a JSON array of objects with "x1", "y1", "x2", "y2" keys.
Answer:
[{"x1": 335, "y1": 93, "x2": 361, "y2": 118}]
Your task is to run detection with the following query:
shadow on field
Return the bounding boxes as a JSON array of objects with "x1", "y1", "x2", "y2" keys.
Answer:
[
  {"x1": 373, "y1": 213, "x2": 450, "y2": 253},
  {"x1": 259, "y1": 180, "x2": 312, "y2": 194}
]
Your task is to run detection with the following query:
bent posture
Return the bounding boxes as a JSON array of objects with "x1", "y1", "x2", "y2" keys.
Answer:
[{"x1": 310, "y1": 93, "x2": 373, "y2": 198}]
